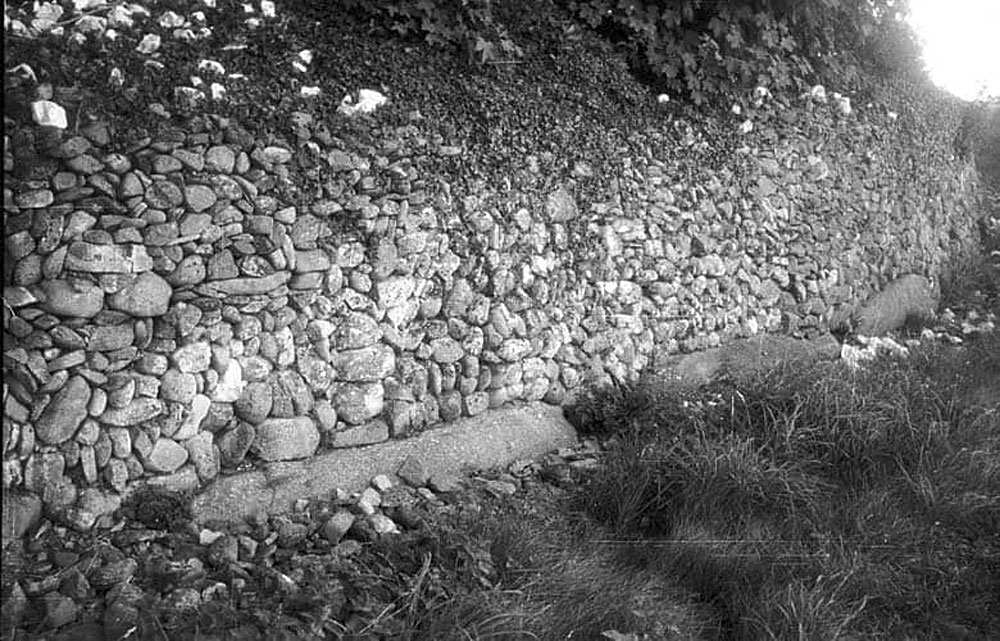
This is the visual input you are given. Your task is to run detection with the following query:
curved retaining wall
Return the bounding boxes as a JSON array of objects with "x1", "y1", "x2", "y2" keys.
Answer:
[{"x1": 1, "y1": 82, "x2": 983, "y2": 529}]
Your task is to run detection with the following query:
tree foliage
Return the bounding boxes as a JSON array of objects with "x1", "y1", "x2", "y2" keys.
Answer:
[
  {"x1": 343, "y1": 0, "x2": 522, "y2": 64},
  {"x1": 569, "y1": 0, "x2": 924, "y2": 103},
  {"x1": 347, "y1": 0, "x2": 920, "y2": 103},
  {"x1": 340, "y1": 0, "x2": 924, "y2": 103}
]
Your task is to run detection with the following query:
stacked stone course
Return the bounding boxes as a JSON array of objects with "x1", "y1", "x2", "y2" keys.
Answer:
[{"x1": 2, "y1": 100, "x2": 983, "y2": 529}]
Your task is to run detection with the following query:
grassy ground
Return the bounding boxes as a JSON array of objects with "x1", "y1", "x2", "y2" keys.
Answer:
[{"x1": 396, "y1": 329, "x2": 999, "y2": 640}]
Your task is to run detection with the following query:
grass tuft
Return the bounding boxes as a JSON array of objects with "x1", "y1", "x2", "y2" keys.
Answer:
[{"x1": 573, "y1": 332, "x2": 1000, "y2": 638}]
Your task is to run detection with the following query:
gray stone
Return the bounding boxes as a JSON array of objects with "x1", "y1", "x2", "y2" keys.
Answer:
[
  {"x1": 160, "y1": 369, "x2": 197, "y2": 403},
  {"x1": 314, "y1": 399, "x2": 338, "y2": 432},
  {"x1": 89, "y1": 558, "x2": 138, "y2": 589},
  {"x1": 241, "y1": 356, "x2": 273, "y2": 382},
  {"x1": 253, "y1": 417, "x2": 319, "y2": 461},
  {"x1": 143, "y1": 465, "x2": 200, "y2": 493},
  {"x1": 262, "y1": 146, "x2": 292, "y2": 164},
  {"x1": 161, "y1": 587, "x2": 202, "y2": 614},
  {"x1": 40, "y1": 279, "x2": 104, "y2": 318},
  {"x1": 524, "y1": 378, "x2": 549, "y2": 401},
  {"x1": 108, "y1": 272, "x2": 172, "y2": 317},
  {"x1": 854, "y1": 274, "x2": 936, "y2": 336},
  {"x1": 294, "y1": 249, "x2": 331, "y2": 272},
  {"x1": 428, "y1": 473, "x2": 463, "y2": 493},
  {"x1": 368, "y1": 514, "x2": 399, "y2": 535},
  {"x1": 80, "y1": 445, "x2": 98, "y2": 483},
  {"x1": 206, "y1": 250, "x2": 239, "y2": 280},
  {"x1": 212, "y1": 360, "x2": 244, "y2": 403},
  {"x1": 298, "y1": 352, "x2": 335, "y2": 393},
  {"x1": 202, "y1": 402, "x2": 235, "y2": 433},
  {"x1": 274, "y1": 370, "x2": 313, "y2": 415},
  {"x1": 166, "y1": 255, "x2": 206, "y2": 287},
  {"x1": 546, "y1": 186, "x2": 577, "y2": 222},
  {"x1": 172, "y1": 148, "x2": 204, "y2": 171},
  {"x1": 36, "y1": 375, "x2": 91, "y2": 445},
  {"x1": 61, "y1": 488, "x2": 121, "y2": 532},
  {"x1": 335, "y1": 242, "x2": 366, "y2": 267},
  {"x1": 397, "y1": 231, "x2": 428, "y2": 255},
  {"x1": 15, "y1": 188, "x2": 54, "y2": 208},
  {"x1": 104, "y1": 459, "x2": 129, "y2": 492},
  {"x1": 439, "y1": 391, "x2": 462, "y2": 422},
  {"x1": 289, "y1": 214, "x2": 321, "y2": 248},
  {"x1": 463, "y1": 392, "x2": 489, "y2": 417},
  {"x1": 205, "y1": 145, "x2": 236, "y2": 173},
  {"x1": 184, "y1": 185, "x2": 217, "y2": 212},
  {"x1": 332, "y1": 345, "x2": 395, "y2": 382},
  {"x1": 276, "y1": 520, "x2": 308, "y2": 548},
  {"x1": 24, "y1": 450, "x2": 72, "y2": 504},
  {"x1": 331, "y1": 382, "x2": 384, "y2": 425},
  {"x1": 63, "y1": 242, "x2": 153, "y2": 273},
  {"x1": 195, "y1": 271, "x2": 290, "y2": 297},
  {"x1": 108, "y1": 378, "x2": 142, "y2": 410},
  {"x1": 396, "y1": 456, "x2": 429, "y2": 487},
  {"x1": 173, "y1": 394, "x2": 210, "y2": 441},
  {"x1": 371, "y1": 239, "x2": 398, "y2": 279},
  {"x1": 327, "y1": 150, "x2": 355, "y2": 172},
  {"x1": 172, "y1": 342, "x2": 211, "y2": 373},
  {"x1": 184, "y1": 432, "x2": 220, "y2": 482},
  {"x1": 430, "y1": 337, "x2": 464, "y2": 364},
  {"x1": 235, "y1": 381, "x2": 272, "y2": 424},
  {"x1": 374, "y1": 276, "x2": 415, "y2": 308},
  {"x1": 142, "y1": 438, "x2": 189, "y2": 473},
  {"x1": 179, "y1": 212, "x2": 212, "y2": 237},
  {"x1": 87, "y1": 387, "x2": 108, "y2": 418},
  {"x1": 290, "y1": 272, "x2": 323, "y2": 290},
  {"x1": 700, "y1": 255, "x2": 727, "y2": 277},
  {"x1": 99, "y1": 398, "x2": 163, "y2": 426},
  {"x1": 107, "y1": 427, "x2": 131, "y2": 457},
  {"x1": 334, "y1": 312, "x2": 382, "y2": 349},
  {"x1": 87, "y1": 325, "x2": 134, "y2": 351},
  {"x1": 218, "y1": 423, "x2": 256, "y2": 466},
  {"x1": 385, "y1": 399, "x2": 425, "y2": 437},
  {"x1": 444, "y1": 278, "x2": 474, "y2": 318},
  {"x1": 332, "y1": 419, "x2": 389, "y2": 447},
  {"x1": 153, "y1": 154, "x2": 183, "y2": 173},
  {"x1": 321, "y1": 511, "x2": 355, "y2": 544},
  {"x1": 498, "y1": 338, "x2": 532, "y2": 361},
  {"x1": 42, "y1": 592, "x2": 78, "y2": 628}
]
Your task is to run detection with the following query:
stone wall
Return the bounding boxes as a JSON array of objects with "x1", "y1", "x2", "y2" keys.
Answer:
[{"x1": 2, "y1": 84, "x2": 984, "y2": 530}]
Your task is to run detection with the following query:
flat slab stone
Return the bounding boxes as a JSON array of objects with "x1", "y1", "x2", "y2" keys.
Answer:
[
  {"x1": 253, "y1": 417, "x2": 320, "y2": 461},
  {"x1": 192, "y1": 402, "x2": 578, "y2": 525},
  {"x1": 655, "y1": 332, "x2": 843, "y2": 388},
  {"x1": 63, "y1": 242, "x2": 153, "y2": 273},
  {"x1": 99, "y1": 398, "x2": 164, "y2": 426},
  {"x1": 194, "y1": 272, "x2": 290, "y2": 297}
]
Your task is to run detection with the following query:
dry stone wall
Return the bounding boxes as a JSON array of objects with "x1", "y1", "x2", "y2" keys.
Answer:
[{"x1": 1, "y1": 89, "x2": 983, "y2": 530}]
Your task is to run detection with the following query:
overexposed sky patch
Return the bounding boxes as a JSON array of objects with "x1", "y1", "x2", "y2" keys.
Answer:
[{"x1": 907, "y1": 0, "x2": 1000, "y2": 100}]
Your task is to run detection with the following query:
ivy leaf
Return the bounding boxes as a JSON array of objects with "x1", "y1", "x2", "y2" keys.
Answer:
[{"x1": 475, "y1": 36, "x2": 497, "y2": 63}]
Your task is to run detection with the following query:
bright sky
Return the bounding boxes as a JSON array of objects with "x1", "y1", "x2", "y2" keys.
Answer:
[{"x1": 907, "y1": 0, "x2": 1000, "y2": 100}]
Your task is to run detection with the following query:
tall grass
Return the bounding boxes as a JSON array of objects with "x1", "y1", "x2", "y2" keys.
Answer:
[{"x1": 570, "y1": 331, "x2": 999, "y2": 639}]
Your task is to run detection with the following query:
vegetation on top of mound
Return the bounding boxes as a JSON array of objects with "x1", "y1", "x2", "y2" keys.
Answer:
[{"x1": 340, "y1": 0, "x2": 925, "y2": 104}]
